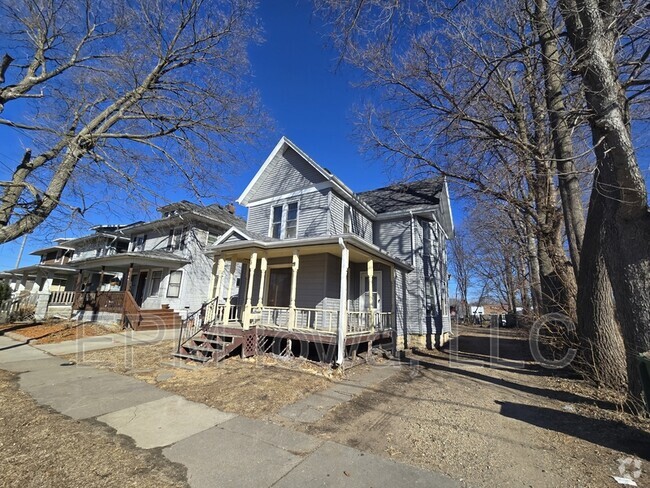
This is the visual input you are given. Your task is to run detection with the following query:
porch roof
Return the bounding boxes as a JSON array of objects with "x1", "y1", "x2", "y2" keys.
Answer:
[
  {"x1": 71, "y1": 250, "x2": 189, "y2": 270},
  {"x1": 0, "y1": 263, "x2": 76, "y2": 278},
  {"x1": 209, "y1": 234, "x2": 413, "y2": 271}
]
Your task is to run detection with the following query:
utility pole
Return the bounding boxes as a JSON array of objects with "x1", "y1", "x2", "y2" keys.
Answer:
[{"x1": 14, "y1": 234, "x2": 28, "y2": 268}]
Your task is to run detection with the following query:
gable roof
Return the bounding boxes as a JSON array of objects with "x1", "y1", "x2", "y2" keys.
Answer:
[{"x1": 358, "y1": 178, "x2": 444, "y2": 214}]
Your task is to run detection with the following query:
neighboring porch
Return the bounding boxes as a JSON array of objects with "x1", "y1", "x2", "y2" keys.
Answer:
[
  {"x1": 176, "y1": 236, "x2": 411, "y2": 364},
  {"x1": 69, "y1": 252, "x2": 189, "y2": 329}
]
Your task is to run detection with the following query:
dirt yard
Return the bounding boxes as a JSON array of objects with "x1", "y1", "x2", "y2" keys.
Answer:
[
  {"x1": 7, "y1": 327, "x2": 650, "y2": 488},
  {"x1": 67, "y1": 341, "x2": 337, "y2": 419},
  {"x1": 0, "y1": 369, "x2": 188, "y2": 488},
  {"x1": 1, "y1": 321, "x2": 116, "y2": 344},
  {"x1": 291, "y1": 326, "x2": 650, "y2": 488}
]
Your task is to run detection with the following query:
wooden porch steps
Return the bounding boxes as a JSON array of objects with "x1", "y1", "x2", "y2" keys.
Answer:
[
  {"x1": 173, "y1": 329, "x2": 243, "y2": 363},
  {"x1": 134, "y1": 308, "x2": 183, "y2": 330}
]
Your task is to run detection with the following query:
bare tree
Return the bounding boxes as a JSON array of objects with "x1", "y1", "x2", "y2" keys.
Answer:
[
  {"x1": 449, "y1": 225, "x2": 473, "y2": 319},
  {"x1": 558, "y1": 0, "x2": 650, "y2": 402},
  {"x1": 0, "y1": 0, "x2": 266, "y2": 243}
]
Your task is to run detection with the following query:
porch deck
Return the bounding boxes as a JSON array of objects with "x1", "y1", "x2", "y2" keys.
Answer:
[{"x1": 175, "y1": 300, "x2": 394, "y2": 363}]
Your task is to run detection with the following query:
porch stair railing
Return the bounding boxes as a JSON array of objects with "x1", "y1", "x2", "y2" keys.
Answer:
[
  {"x1": 122, "y1": 291, "x2": 141, "y2": 329},
  {"x1": 174, "y1": 297, "x2": 243, "y2": 363}
]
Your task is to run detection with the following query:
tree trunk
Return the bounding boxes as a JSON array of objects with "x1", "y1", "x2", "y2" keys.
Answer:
[
  {"x1": 577, "y1": 185, "x2": 628, "y2": 388},
  {"x1": 560, "y1": 0, "x2": 650, "y2": 400}
]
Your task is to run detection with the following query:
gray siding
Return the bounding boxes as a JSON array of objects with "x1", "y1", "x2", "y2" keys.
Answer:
[
  {"x1": 329, "y1": 191, "x2": 373, "y2": 243},
  {"x1": 373, "y1": 218, "x2": 412, "y2": 261},
  {"x1": 246, "y1": 190, "x2": 329, "y2": 239},
  {"x1": 246, "y1": 147, "x2": 328, "y2": 203}
]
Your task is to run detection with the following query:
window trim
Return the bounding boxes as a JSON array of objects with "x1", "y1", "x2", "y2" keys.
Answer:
[
  {"x1": 149, "y1": 269, "x2": 163, "y2": 297},
  {"x1": 166, "y1": 270, "x2": 183, "y2": 298},
  {"x1": 268, "y1": 201, "x2": 299, "y2": 239},
  {"x1": 343, "y1": 204, "x2": 352, "y2": 234}
]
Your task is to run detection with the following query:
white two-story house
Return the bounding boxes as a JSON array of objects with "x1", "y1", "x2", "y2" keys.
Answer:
[{"x1": 177, "y1": 137, "x2": 453, "y2": 364}]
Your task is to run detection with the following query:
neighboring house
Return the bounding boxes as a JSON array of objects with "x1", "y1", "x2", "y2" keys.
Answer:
[
  {"x1": 0, "y1": 241, "x2": 77, "y2": 320},
  {"x1": 177, "y1": 137, "x2": 453, "y2": 364},
  {"x1": 70, "y1": 201, "x2": 244, "y2": 328}
]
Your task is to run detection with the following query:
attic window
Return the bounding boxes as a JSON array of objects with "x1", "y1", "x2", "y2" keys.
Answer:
[{"x1": 270, "y1": 202, "x2": 298, "y2": 239}]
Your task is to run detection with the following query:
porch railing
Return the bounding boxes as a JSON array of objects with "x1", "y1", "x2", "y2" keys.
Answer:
[
  {"x1": 73, "y1": 291, "x2": 126, "y2": 313},
  {"x1": 49, "y1": 290, "x2": 75, "y2": 305},
  {"x1": 177, "y1": 299, "x2": 241, "y2": 352},
  {"x1": 253, "y1": 306, "x2": 391, "y2": 336}
]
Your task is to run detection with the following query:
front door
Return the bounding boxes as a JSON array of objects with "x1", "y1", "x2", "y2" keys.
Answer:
[
  {"x1": 360, "y1": 271, "x2": 382, "y2": 311},
  {"x1": 134, "y1": 271, "x2": 148, "y2": 305},
  {"x1": 266, "y1": 268, "x2": 292, "y2": 307}
]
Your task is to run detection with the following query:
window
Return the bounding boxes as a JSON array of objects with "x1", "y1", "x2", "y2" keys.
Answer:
[
  {"x1": 166, "y1": 270, "x2": 182, "y2": 298},
  {"x1": 343, "y1": 205, "x2": 352, "y2": 233},
  {"x1": 168, "y1": 227, "x2": 185, "y2": 250},
  {"x1": 286, "y1": 202, "x2": 298, "y2": 238},
  {"x1": 269, "y1": 202, "x2": 298, "y2": 239},
  {"x1": 271, "y1": 205, "x2": 283, "y2": 238},
  {"x1": 133, "y1": 234, "x2": 147, "y2": 252},
  {"x1": 150, "y1": 270, "x2": 163, "y2": 296}
]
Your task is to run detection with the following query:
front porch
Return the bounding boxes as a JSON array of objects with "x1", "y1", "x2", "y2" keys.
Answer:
[{"x1": 176, "y1": 235, "x2": 411, "y2": 364}]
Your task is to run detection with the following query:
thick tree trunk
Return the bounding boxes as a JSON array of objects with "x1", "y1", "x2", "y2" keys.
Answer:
[
  {"x1": 577, "y1": 185, "x2": 627, "y2": 389},
  {"x1": 560, "y1": 0, "x2": 650, "y2": 400}
]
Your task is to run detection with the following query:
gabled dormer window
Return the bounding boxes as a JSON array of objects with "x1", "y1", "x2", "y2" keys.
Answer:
[{"x1": 270, "y1": 202, "x2": 298, "y2": 239}]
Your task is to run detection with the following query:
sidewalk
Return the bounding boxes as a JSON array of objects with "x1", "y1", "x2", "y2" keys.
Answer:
[{"x1": 0, "y1": 335, "x2": 459, "y2": 488}]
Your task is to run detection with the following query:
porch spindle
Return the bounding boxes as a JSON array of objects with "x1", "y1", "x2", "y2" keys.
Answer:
[
  {"x1": 288, "y1": 251, "x2": 299, "y2": 329},
  {"x1": 223, "y1": 259, "x2": 237, "y2": 323},
  {"x1": 243, "y1": 252, "x2": 258, "y2": 330}
]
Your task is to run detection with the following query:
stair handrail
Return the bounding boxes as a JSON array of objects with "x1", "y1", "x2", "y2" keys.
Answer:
[
  {"x1": 122, "y1": 291, "x2": 141, "y2": 329},
  {"x1": 177, "y1": 296, "x2": 219, "y2": 354}
]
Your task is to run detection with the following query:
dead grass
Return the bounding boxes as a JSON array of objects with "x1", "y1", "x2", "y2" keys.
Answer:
[
  {"x1": 67, "y1": 341, "x2": 334, "y2": 419},
  {"x1": 3, "y1": 321, "x2": 117, "y2": 344},
  {"x1": 0, "y1": 369, "x2": 188, "y2": 488}
]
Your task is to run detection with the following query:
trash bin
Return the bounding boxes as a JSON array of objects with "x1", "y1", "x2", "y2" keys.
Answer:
[{"x1": 638, "y1": 353, "x2": 650, "y2": 413}]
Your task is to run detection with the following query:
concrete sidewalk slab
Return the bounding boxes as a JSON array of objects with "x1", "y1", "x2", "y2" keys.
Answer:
[
  {"x1": 121, "y1": 328, "x2": 181, "y2": 344},
  {"x1": 273, "y1": 441, "x2": 460, "y2": 488},
  {"x1": 19, "y1": 364, "x2": 112, "y2": 389},
  {"x1": 23, "y1": 372, "x2": 170, "y2": 419},
  {"x1": 0, "y1": 336, "x2": 53, "y2": 364},
  {"x1": 0, "y1": 355, "x2": 65, "y2": 373},
  {"x1": 219, "y1": 416, "x2": 322, "y2": 455},
  {"x1": 164, "y1": 425, "x2": 303, "y2": 488},
  {"x1": 97, "y1": 395, "x2": 235, "y2": 448},
  {"x1": 278, "y1": 363, "x2": 399, "y2": 424}
]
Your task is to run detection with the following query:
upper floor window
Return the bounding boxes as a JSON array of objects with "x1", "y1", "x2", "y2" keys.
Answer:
[
  {"x1": 343, "y1": 205, "x2": 352, "y2": 233},
  {"x1": 133, "y1": 234, "x2": 147, "y2": 252},
  {"x1": 270, "y1": 202, "x2": 298, "y2": 239},
  {"x1": 168, "y1": 227, "x2": 186, "y2": 250}
]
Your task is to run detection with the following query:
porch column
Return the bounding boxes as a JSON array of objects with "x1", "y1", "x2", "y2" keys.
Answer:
[
  {"x1": 256, "y1": 256, "x2": 267, "y2": 308},
  {"x1": 287, "y1": 250, "x2": 299, "y2": 329},
  {"x1": 74, "y1": 270, "x2": 83, "y2": 292},
  {"x1": 213, "y1": 258, "x2": 225, "y2": 301},
  {"x1": 33, "y1": 269, "x2": 43, "y2": 293},
  {"x1": 98, "y1": 266, "x2": 105, "y2": 292},
  {"x1": 19, "y1": 273, "x2": 28, "y2": 293},
  {"x1": 242, "y1": 252, "x2": 258, "y2": 330},
  {"x1": 337, "y1": 242, "x2": 349, "y2": 365},
  {"x1": 391, "y1": 266, "x2": 397, "y2": 355},
  {"x1": 367, "y1": 259, "x2": 375, "y2": 329},
  {"x1": 223, "y1": 259, "x2": 237, "y2": 324},
  {"x1": 124, "y1": 263, "x2": 134, "y2": 295}
]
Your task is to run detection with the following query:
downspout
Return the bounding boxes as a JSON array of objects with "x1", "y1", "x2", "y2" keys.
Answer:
[
  {"x1": 409, "y1": 211, "x2": 416, "y2": 267},
  {"x1": 337, "y1": 238, "x2": 349, "y2": 366}
]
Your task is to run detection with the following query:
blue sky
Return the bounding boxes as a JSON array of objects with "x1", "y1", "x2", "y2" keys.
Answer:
[{"x1": 0, "y1": 0, "x2": 448, "y2": 270}]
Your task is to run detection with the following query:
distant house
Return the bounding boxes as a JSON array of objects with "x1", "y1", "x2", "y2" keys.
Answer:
[
  {"x1": 70, "y1": 201, "x2": 244, "y2": 328},
  {"x1": 176, "y1": 137, "x2": 454, "y2": 364}
]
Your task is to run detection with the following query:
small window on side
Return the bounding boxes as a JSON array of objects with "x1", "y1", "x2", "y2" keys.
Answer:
[{"x1": 167, "y1": 270, "x2": 182, "y2": 298}]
